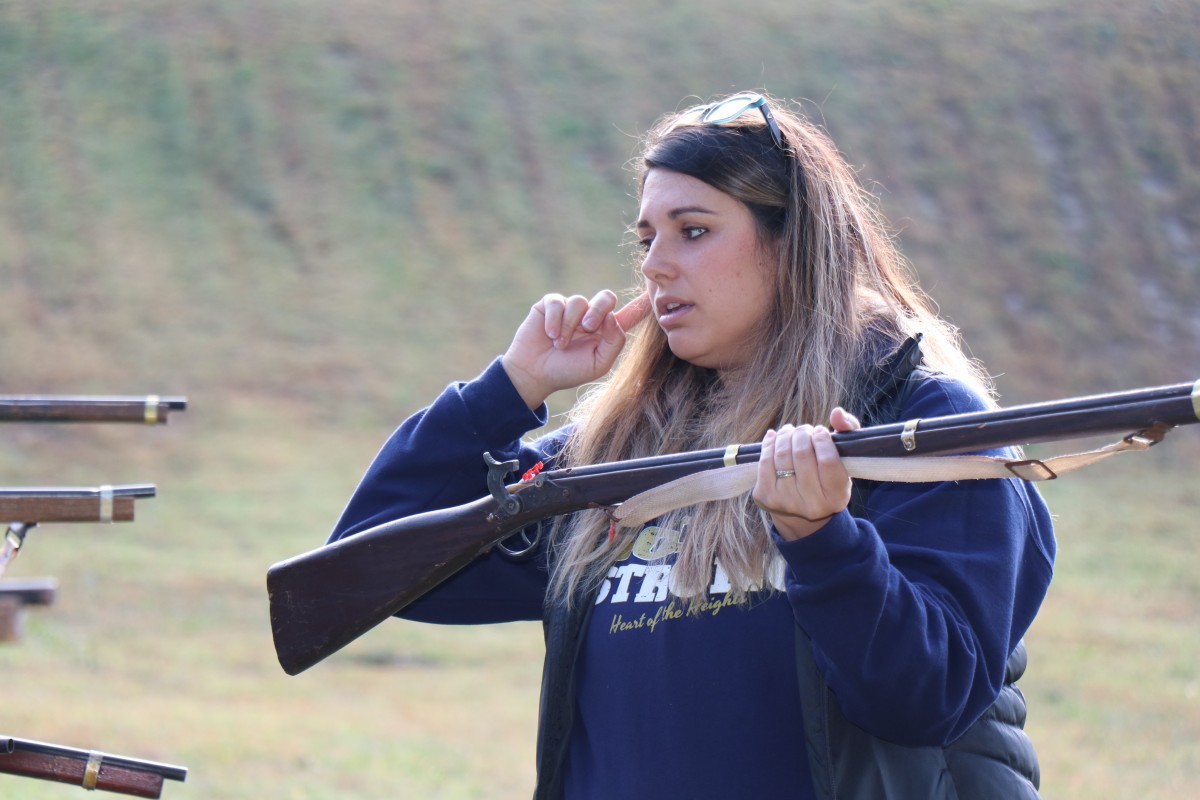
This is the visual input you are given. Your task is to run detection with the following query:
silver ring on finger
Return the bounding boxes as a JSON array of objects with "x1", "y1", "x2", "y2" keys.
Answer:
[{"x1": 775, "y1": 469, "x2": 797, "y2": 479}]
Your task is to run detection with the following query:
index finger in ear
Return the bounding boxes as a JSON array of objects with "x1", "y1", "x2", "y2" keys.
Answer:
[{"x1": 614, "y1": 291, "x2": 652, "y2": 332}]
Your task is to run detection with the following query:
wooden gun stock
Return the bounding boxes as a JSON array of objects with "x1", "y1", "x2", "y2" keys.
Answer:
[
  {"x1": 269, "y1": 495, "x2": 506, "y2": 675},
  {"x1": 0, "y1": 395, "x2": 187, "y2": 424},
  {"x1": 267, "y1": 378, "x2": 1200, "y2": 676},
  {"x1": 0, "y1": 736, "x2": 187, "y2": 798}
]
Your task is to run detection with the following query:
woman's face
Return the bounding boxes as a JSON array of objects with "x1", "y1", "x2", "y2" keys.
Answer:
[{"x1": 637, "y1": 168, "x2": 777, "y2": 372}]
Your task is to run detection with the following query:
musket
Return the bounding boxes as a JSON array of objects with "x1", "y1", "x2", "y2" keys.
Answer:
[
  {"x1": 0, "y1": 395, "x2": 187, "y2": 424},
  {"x1": 267, "y1": 378, "x2": 1200, "y2": 676},
  {"x1": 0, "y1": 485, "x2": 156, "y2": 576},
  {"x1": 0, "y1": 736, "x2": 187, "y2": 798},
  {"x1": 0, "y1": 484, "x2": 156, "y2": 524}
]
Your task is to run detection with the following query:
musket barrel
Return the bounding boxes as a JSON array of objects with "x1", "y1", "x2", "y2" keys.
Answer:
[
  {"x1": 0, "y1": 395, "x2": 187, "y2": 424},
  {"x1": 0, "y1": 737, "x2": 188, "y2": 781},
  {"x1": 538, "y1": 379, "x2": 1200, "y2": 481},
  {"x1": 0, "y1": 485, "x2": 157, "y2": 498},
  {"x1": 831, "y1": 385, "x2": 1200, "y2": 457},
  {"x1": 0, "y1": 735, "x2": 187, "y2": 797}
]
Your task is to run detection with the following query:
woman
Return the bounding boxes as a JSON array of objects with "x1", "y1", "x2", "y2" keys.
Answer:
[{"x1": 330, "y1": 92, "x2": 1055, "y2": 799}]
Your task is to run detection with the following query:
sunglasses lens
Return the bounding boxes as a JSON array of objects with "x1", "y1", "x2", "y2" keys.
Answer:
[{"x1": 700, "y1": 95, "x2": 761, "y2": 125}]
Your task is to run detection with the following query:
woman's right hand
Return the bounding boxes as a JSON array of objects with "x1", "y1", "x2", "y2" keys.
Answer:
[{"x1": 502, "y1": 290, "x2": 651, "y2": 409}]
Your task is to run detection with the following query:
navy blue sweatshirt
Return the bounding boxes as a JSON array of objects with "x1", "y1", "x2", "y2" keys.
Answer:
[{"x1": 329, "y1": 358, "x2": 1056, "y2": 799}]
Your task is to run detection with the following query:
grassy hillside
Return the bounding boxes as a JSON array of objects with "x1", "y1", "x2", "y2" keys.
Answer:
[
  {"x1": 0, "y1": 1, "x2": 1197, "y2": 798},
  {"x1": 1, "y1": 0, "x2": 1197, "y2": 408}
]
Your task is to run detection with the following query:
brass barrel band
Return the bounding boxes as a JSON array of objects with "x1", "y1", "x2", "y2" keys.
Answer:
[
  {"x1": 1192, "y1": 379, "x2": 1199, "y2": 420},
  {"x1": 723, "y1": 445, "x2": 739, "y2": 468},
  {"x1": 99, "y1": 485, "x2": 114, "y2": 523},
  {"x1": 144, "y1": 395, "x2": 160, "y2": 425},
  {"x1": 901, "y1": 418, "x2": 920, "y2": 452},
  {"x1": 83, "y1": 751, "x2": 103, "y2": 789}
]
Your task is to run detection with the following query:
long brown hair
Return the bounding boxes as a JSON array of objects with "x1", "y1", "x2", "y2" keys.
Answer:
[{"x1": 547, "y1": 93, "x2": 991, "y2": 604}]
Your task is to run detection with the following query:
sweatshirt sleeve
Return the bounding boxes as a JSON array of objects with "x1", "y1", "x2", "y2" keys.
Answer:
[
  {"x1": 775, "y1": 376, "x2": 1056, "y2": 746},
  {"x1": 327, "y1": 357, "x2": 565, "y2": 624}
]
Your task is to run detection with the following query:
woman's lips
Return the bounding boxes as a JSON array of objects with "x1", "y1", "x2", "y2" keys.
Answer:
[{"x1": 657, "y1": 300, "x2": 693, "y2": 327}]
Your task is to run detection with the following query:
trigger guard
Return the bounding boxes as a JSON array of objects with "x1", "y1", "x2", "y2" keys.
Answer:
[{"x1": 497, "y1": 523, "x2": 542, "y2": 561}]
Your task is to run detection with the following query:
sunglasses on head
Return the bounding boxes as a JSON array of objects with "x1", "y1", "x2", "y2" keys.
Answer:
[{"x1": 679, "y1": 93, "x2": 784, "y2": 150}]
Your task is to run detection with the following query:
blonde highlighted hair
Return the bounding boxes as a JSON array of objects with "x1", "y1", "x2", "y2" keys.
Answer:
[{"x1": 546, "y1": 93, "x2": 991, "y2": 605}]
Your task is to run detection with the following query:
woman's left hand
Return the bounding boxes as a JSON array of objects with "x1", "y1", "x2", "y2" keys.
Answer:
[{"x1": 753, "y1": 407, "x2": 861, "y2": 541}]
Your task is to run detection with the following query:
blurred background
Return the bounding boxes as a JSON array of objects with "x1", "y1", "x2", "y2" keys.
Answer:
[{"x1": 0, "y1": 0, "x2": 1196, "y2": 797}]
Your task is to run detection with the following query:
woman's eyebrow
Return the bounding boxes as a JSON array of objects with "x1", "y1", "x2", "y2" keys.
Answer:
[{"x1": 636, "y1": 205, "x2": 718, "y2": 230}]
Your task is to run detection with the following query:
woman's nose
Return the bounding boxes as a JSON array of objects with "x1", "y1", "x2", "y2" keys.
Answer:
[{"x1": 640, "y1": 241, "x2": 676, "y2": 283}]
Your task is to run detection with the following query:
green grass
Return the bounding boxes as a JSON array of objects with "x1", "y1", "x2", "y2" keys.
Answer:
[
  {"x1": 2, "y1": 0, "x2": 1198, "y2": 403},
  {"x1": 0, "y1": 413, "x2": 549, "y2": 799},
  {"x1": 1024, "y1": 453, "x2": 1200, "y2": 799}
]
